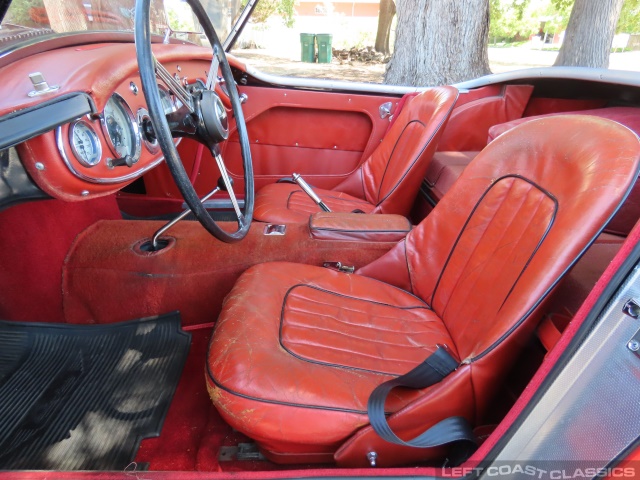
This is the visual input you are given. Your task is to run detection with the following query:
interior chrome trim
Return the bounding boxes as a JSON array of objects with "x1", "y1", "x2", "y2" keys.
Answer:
[
  {"x1": 69, "y1": 119, "x2": 102, "y2": 167},
  {"x1": 100, "y1": 92, "x2": 142, "y2": 164},
  {"x1": 55, "y1": 126, "x2": 164, "y2": 184},
  {"x1": 239, "y1": 65, "x2": 640, "y2": 95},
  {"x1": 137, "y1": 107, "x2": 159, "y2": 154}
]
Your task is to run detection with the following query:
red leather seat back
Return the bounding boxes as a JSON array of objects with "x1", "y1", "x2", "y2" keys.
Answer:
[
  {"x1": 335, "y1": 86, "x2": 458, "y2": 216},
  {"x1": 361, "y1": 114, "x2": 640, "y2": 372}
]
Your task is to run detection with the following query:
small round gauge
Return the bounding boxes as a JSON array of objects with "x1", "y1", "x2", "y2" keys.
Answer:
[
  {"x1": 69, "y1": 120, "x2": 102, "y2": 167},
  {"x1": 102, "y1": 93, "x2": 141, "y2": 164}
]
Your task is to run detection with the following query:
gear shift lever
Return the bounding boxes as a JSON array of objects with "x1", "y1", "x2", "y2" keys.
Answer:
[{"x1": 292, "y1": 173, "x2": 331, "y2": 212}]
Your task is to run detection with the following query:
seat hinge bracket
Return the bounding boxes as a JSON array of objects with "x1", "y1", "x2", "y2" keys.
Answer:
[{"x1": 323, "y1": 261, "x2": 355, "y2": 273}]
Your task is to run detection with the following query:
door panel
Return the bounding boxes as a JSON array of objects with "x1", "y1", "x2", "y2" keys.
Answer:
[
  {"x1": 223, "y1": 86, "x2": 400, "y2": 193},
  {"x1": 141, "y1": 85, "x2": 400, "y2": 201}
]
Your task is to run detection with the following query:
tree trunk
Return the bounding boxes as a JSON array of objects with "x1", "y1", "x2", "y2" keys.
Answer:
[
  {"x1": 43, "y1": 0, "x2": 88, "y2": 32},
  {"x1": 374, "y1": 0, "x2": 396, "y2": 54},
  {"x1": 384, "y1": 0, "x2": 490, "y2": 86},
  {"x1": 554, "y1": 0, "x2": 624, "y2": 68}
]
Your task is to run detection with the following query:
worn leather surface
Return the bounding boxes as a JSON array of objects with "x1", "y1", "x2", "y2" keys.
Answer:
[
  {"x1": 253, "y1": 86, "x2": 458, "y2": 223},
  {"x1": 309, "y1": 212, "x2": 411, "y2": 242},
  {"x1": 208, "y1": 116, "x2": 640, "y2": 466},
  {"x1": 437, "y1": 84, "x2": 534, "y2": 151},
  {"x1": 487, "y1": 106, "x2": 640, "y2": 236}
]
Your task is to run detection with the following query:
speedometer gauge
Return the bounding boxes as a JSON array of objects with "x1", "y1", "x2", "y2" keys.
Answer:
[
  {"x1": 102, "y1": 93, "x2": 141, "y2": 165},
  {"x1": 69, "y1": 120, "x2": 101, "y2": 167}
]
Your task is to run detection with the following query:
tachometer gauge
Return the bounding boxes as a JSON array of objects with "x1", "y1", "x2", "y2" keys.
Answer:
[
  {"x1": 102, "y1": 93, "x2": 141, "y2": 165},
  {"x1": 69, "y1": 120, "x2": 101, "y2": 167}
]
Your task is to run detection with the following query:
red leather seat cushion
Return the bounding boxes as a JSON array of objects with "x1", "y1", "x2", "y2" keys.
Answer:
[
  {"x1": 425, "y1": 151, "x2": 479, "y2": 201},
  {"x1": 207, "y1": 262, "x2": 457, "y2": 452},
  {"x1": 254, "y1": 183, "x2": 375, "y2": 224}
]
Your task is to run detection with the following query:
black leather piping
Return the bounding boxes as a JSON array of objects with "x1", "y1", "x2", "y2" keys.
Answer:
[
  {"x1": 205, "y1": 362, "x2": 370, "y2": 415},
  {"x1": 311, "y1": 227, "x2": 411, "y2": 234},
  {"x1": 375, "y1": 91, "x2": 459, "y2": 207},
  {"x1": 471, "y1": 162, "x2": 640, "y2": 471},
  {"x1": 278, "y1": 283, "x2": 436, "y2": 376},
  {"x1": 429, "y1": 174, "x2": 557, "y2": 307},
  {"x1": 375, "y1": 119, "x2": 426, "y2": 202},
  {"x1": 419, "y1": 180, "x2": 438, "y2": 207}
]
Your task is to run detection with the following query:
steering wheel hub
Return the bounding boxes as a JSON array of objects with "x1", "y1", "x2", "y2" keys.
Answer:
[{"x1": 200, "y1": 90, "x2": 229, "y2": 142}]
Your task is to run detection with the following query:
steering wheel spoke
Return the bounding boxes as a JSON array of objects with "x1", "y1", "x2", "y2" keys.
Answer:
[
  {"x1": 213, "y1": 149, "x2": 244, "y2": 222},
  {"x1": 206, "y1": 45, "x2": 221, "y2": 90},
  {"x1": 154, "y1": 56, "x2": 195, "y2": 113}
]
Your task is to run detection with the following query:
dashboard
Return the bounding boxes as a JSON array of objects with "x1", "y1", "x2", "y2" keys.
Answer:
[{"x1": 0, "y1": 41, "x2": 239, "y2": 201}]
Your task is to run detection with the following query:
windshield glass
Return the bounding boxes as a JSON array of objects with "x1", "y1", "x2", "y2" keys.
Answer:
[{"x1": 0, "y1": 0, "x2": 241, "y2": 45}]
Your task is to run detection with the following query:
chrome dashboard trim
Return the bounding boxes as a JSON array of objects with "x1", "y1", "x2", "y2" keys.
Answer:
[
  {"x1": 68, "y1": 119, "x2": 102, "y2": 167},
  {"x1": 100, "y1": 92, "x2": 142, "y2": 165},
  {"x1": 137, "y1": 107, "x2": 160, "y2": 154},
  {"x1": 55, "y1": 125, "x2": 165, "y2": 184}
]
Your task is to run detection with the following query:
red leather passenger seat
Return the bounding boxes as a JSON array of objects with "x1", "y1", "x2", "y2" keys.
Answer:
[
  {"x1": 252, "y1": 86, "x2": 458, "y2": 224},
  {"x1": 207, "y1": 116, "x2": 640, "y2": 467},
  {"x1": 422, "y1": 106, "x2": 640, "y2": 236}
]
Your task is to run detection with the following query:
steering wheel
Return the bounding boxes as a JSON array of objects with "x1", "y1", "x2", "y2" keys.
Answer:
[{"x1": 134, "y1": 0, "x2": 254, "y2": 243}]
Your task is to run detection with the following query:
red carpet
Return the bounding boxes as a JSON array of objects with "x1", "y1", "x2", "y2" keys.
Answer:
[{"x1": 135, "y1": 325, "x2": 329, "y2": 472}]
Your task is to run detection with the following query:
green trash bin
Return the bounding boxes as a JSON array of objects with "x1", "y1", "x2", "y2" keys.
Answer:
[
  {"x1": 300, "y1": 33, "x2": 316, "y2": 63},
  {"x1": 316, "y1": 33, "x2": 333, "y2": 63}
]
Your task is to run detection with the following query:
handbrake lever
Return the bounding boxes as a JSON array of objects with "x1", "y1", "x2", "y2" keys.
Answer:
[{"x1": 292, "y1": 173, "x2": 331, "y2": 212}]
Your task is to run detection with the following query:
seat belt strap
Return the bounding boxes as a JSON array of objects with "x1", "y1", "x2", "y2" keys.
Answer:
[{"x1": 367, "y1": 346, "x2": 477, "y2": 448}]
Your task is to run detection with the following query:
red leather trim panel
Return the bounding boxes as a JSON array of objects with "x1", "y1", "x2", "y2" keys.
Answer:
[
  {"x1": 522, "y1": 97, "x2": 608, "y2": 117},
  {"x1": 437, "y1": 84, "x2": 534, "y2": 151},
  {"x1": 309, "y1": 212, "x2": 411, "y2": 242},
  {"x1": 221, "y1": 86, "x2": 400, "y2": 193}
]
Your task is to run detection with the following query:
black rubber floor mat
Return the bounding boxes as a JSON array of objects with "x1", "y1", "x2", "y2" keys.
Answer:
[{"x1": 0, "y1": 312, "x2": 190, "y2": 470}]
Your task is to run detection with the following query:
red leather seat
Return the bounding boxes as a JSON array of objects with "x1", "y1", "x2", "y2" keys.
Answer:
[
  {"x1": 207, "y1": 116, "x2": 640, "y2": 467},
  {"x1": 252, "y1": 86, "x2": 458, "y2": 224}
]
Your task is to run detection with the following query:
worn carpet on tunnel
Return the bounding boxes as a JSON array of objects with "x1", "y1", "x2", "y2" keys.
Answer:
[{"x1": 0, "y1": 312, "x2": 190, "y2": 470}]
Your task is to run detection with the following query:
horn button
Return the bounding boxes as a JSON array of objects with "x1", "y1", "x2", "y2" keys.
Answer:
[{"x1": 200, "y1": 90, "x2": 229, "y2": 143}]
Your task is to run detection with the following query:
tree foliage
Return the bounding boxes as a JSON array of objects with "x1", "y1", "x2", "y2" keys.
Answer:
[
  {"x1": 617, "y1": 0, "x2": 640, "y2": 33},
  {"x1": 489, "y1": 0, "x2": 572, "y2": 42},
  {"x1": 241, "y1": 0, "x2": 295, "y2": 27}
]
